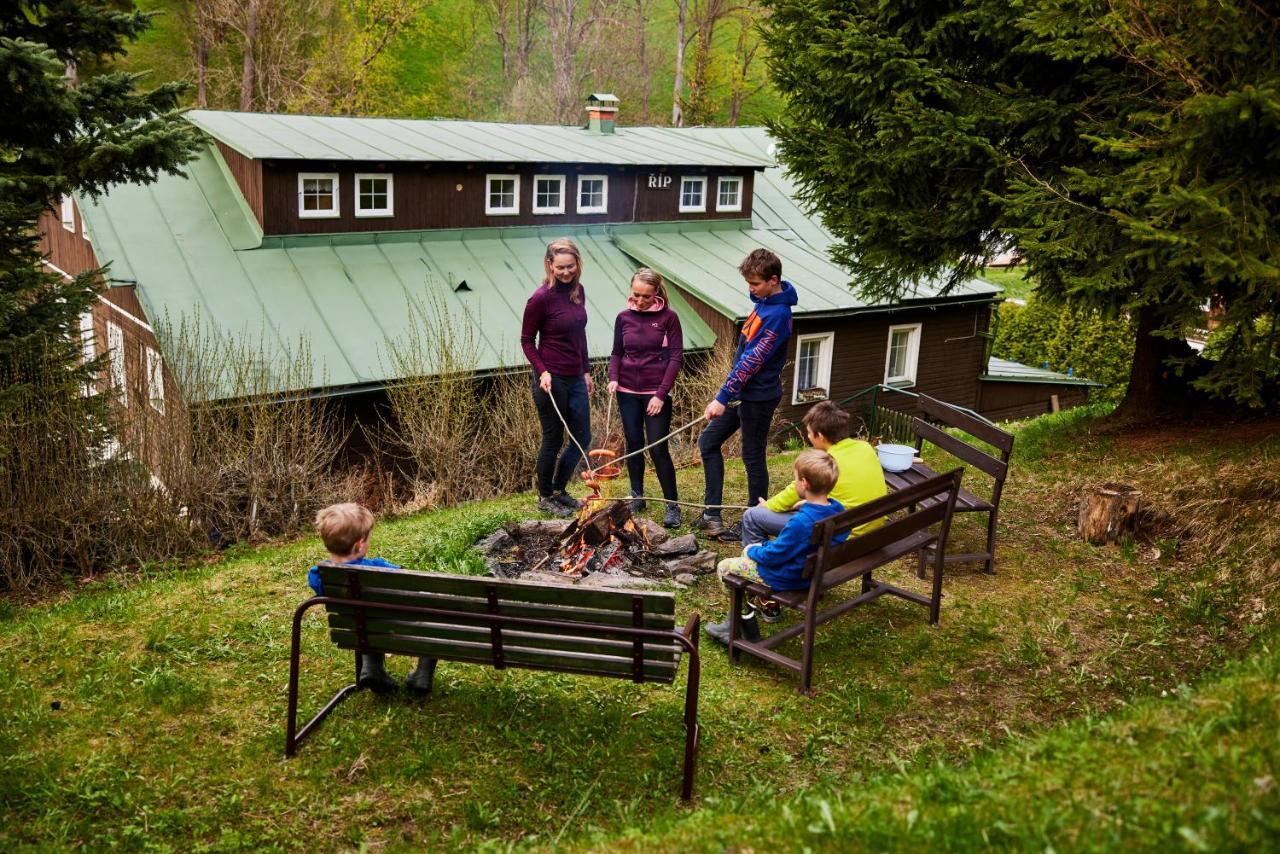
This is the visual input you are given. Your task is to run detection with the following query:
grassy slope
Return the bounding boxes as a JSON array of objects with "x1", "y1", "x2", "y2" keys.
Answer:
[
  {"x1": 2, "y1": 410, "x2": 1277, "y2": 849},
  {"x1": 980, "y1": 266, "x2": 1036, "y2": 302}
]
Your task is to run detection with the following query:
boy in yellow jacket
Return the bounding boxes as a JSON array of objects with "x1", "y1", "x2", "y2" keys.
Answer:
[{"x1": 740, "y1": 401, "x2": 886, "y2": 619}]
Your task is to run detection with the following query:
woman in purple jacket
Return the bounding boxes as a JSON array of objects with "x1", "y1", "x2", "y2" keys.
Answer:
[
  {"x1": 521, "y1": 238, "x2": 593, "y2": 518},
  {"x1": 607, "y1": 268, "x2": 684, "y2": 528}
]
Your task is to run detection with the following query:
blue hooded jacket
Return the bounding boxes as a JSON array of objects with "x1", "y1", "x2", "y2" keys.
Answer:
[{"x1": 715, "y1": 280, "x2": 798, "y2": 404}]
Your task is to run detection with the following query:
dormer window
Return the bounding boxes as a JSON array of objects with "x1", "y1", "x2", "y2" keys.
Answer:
[
  {"x1": 679, "y1": 176, "x2": 707, "y2": 213},
  {"x1": 717, "y1": 176, "x2": 743, "y2": 212},
  {"x1": 577, "y1": 175, "x2": 608, "y2": 214},
  {"x1": 60, "y1": 195, "x2": 76, "y2": 232},
  {"x1": 355, "y1": 174, "x2": 393, "y2": 218},
  {"x1": 299, "y1": 173, "x2": 339, "y2": 218},
  {"x1": 486, "y1": 174, "x2": 520, "y2": 215},
  {"x1": 533, "y1": 175, "x2": 566, "y2": 215}
]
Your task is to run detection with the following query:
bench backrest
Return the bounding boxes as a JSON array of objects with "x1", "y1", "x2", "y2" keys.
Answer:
[
  {"x1": 315, "y1": 564, "x2": 681, "y2": 684},
  {"x1": 914, "y1": 394, "x2": 1014, "y2": 489},
  {"x1": 804, "y1": 468, "x2": 964, "y2": 580}
]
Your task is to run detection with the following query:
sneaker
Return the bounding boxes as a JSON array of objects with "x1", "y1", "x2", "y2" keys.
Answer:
[
  {"x1": 551, "y1": 491, "x2": 580, "y2": 511},
  {"x1": 692, "y1": 513, "x2": 723, "y2": 537},
  {"x1": 628, "y1": 493, "x2": 647, "y2": 513},
  {"x1": 756, "y1": 598, "x2": 782, "y2": 623},
  {"x1": 536, "y1": 495, "x2": 574, "y2": 518},
  {"x1": 704, "y1": 610, "x2": 761, "y2": 645},
  {"x1": 662, "y1": 504, "x2": 682, "y2": 529},
  {"x1": 714, "y1": 522, "x2": 744, "y2": 543}
]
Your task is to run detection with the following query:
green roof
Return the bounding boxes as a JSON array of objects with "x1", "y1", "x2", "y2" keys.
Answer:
[
  {"x1": 79, "y1": 146, "x2": 716, "y2": 400},
  {"x1": 186, "y1": 110, "x2": 771, "y2": 168},
  {"x1": 983, "y1": 357, "x2": 1100, "y2": 386}
]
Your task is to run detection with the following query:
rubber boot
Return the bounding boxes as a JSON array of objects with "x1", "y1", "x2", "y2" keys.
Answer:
[
  {"x1": 404, "y1": 657, "x2": 437, "y2": 695},
  {"x1": 357, "y1": 652, "x2": 399, "y2": 695}
]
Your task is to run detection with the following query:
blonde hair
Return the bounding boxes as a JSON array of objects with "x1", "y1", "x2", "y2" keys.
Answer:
[
  {"x1": 315, "y1": 502, "x2": 374, "y2": 555},
  {"x1": 794, "y1": 449, "x2": 838, "y2": 495},
  {"x1": 543, "y1": 237, "x2": 584, "y2": 305},
  {"x1": 631, "y1": 267, "x2": 668, "y2": 302}
]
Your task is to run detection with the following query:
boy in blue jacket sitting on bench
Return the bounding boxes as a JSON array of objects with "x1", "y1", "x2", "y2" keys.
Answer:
[
  {"x1": 308, "y1": 502, "x2": 435, "y2": 694},
  {"x1": 705, "y1": 449, "x2": 848, "y2": 644}
]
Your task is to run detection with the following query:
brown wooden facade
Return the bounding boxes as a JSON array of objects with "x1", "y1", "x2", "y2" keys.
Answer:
[
  {"x1": 977, "y1": 380, "x2": 1090, "y2": 421},
  {"x1": 214, "y1": 151, "x2": 755, "y2": 235}
]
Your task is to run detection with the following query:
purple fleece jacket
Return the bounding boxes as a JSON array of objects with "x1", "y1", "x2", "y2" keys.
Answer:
[
  {"x1": 521, "y1": 282, "x2": 590, "y2": 377},
  {"x1": 607, "y1": 297, "x2": 684, "y2": 400}
]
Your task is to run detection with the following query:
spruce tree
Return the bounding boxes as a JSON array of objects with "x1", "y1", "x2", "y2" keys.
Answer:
[
  {"x1": 761, "y1": 0, "x2": 1279, "y2": 415},
  {"x1": 0, "y1": 2, "x2": 201, "y2": 458}
]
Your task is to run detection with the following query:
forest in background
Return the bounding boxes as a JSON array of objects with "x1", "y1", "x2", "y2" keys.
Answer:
[{"x1": 120, "y1": 0, "x2": 780, "y2": 126}]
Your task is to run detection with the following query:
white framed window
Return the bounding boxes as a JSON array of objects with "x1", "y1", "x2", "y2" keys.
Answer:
[
  {"x1": 354, "y1": 174, "x2": 393, "y2": 217},
  {"x1": 107, "y1": 321, "x2": 126, "y2": 406},
  {"x1": 577, "y1": 175, "x2": 608, "y2": 214},
  {"x1": 884, "y1": 323, "x2": 922, "y2": 386},
  {"x1": 486, "y1": 174, "x2": 520, "y2": 215},
  {"x1": 79, "y1": 312, "x2": 97, "y2": 396},
  {"x1": 716, "y1": 176, "x2": 743, "y2": 212},
  {"x1": 298, "y1": 173, "x2": 339, "y2": 218},
  {"x1": 533, "y1": 175, "x2": 566, "y2": 214},
  {"x1": 60, "y1": 195, "x2": 76, "y2": 232},
  {"x1": 792, "y1": 332, "x2": 835, "y2": 404},
  {"x1": 679, "y1": 176, "x2": 707, "y2": 213},
  {"x1": 145, "y1": 346, "x2": 165, "y2": 414}
]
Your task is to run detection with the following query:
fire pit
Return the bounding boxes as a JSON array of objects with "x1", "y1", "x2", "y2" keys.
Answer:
[{"x1": 473, "y1": 500, "x2": 719, "y2": 589}]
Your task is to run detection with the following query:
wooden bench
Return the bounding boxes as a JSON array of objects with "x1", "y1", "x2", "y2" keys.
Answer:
[
  {"x1": 882, "y1": 394, "x2": 1015, "y2": 575},
  {"x1": 723, "y1": 469, "x2": 963, "y2": 694},
  {"x1": 286, "y1": 563, "x2": 702, "y2": 799}
]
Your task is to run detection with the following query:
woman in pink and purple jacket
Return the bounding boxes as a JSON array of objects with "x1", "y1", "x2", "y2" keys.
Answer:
[{"x1": 607, "y1": 268, "x2": 684, "y2": 528}]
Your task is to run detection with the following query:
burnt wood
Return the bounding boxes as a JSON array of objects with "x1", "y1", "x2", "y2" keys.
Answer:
[
  {"x1": 882, "y1": 394, "x2": 1015, "y2": 575},
  {"x1": 722, "y1": 468, "x2": 963, "y2": 694},
  {"x1": 286, "y1": 564, "x2": 701, "y2": 800}
]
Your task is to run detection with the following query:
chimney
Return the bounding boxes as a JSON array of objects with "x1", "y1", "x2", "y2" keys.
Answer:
[{"x1": 585, "y1": 93, "x2": 619, "y2": 134}]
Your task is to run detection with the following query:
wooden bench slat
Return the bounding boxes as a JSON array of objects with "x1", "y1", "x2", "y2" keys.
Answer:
[
  {"x1": 326, "y1": 615, "x2": 678, "y2": 664},
  {"x1": 913, "y1": 419, "x2": 1008, "y2": 481},
  {"x1": 919, "y1": 394, "x2": 1014, "y2": 453},
  {"x1": 319, "y1": 584, "x2": 677, "y2": 631},
  {"x1": 327, "y1": 629, "x2": 680, "y2": 682},
  {"x1": 818, "y1": 504, "x2": 947, "y2": 570},
  {"x1": 815, "y1": 530, "x2": 936, "y2": 594},
  {"x1": 317, "y1": 566, "x2": 676, "y2": 616},
  {"x1": 883, "y1": 465, "x2": 992, "y2": 511}
]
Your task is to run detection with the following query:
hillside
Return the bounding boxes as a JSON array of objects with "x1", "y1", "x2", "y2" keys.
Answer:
[{"x1": 2, "y1": 408, "x2": 1277, "y2": 848}]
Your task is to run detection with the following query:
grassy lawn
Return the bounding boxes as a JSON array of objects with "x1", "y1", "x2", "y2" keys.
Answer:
[
  {"x1": 980, "y1": 266, "x2": 1036, "y2": 301},
  {"x1": 2, "y1": 408, "x2": 1277, "y2": 849}
]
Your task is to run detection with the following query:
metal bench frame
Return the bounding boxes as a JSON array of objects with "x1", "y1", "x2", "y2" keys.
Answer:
[{"x1": 285, "y1": 569, "x2": 702, "y2": 800}]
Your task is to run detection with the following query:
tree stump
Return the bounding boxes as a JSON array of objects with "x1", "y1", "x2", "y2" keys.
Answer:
[{"x1": 1078, "y1": 483, "x2": 1142, "y2": 544}]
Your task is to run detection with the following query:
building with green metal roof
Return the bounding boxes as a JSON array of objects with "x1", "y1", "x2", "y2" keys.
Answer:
[{"x1": 41, "y1": 97, "x2": 1087, "y2": 425}]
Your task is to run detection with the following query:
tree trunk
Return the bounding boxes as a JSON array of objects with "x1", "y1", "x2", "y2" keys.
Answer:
[
  {"x1": 636, "y1": 0, "x2": 651, "y2": 123},
  {"x1": 1078, "y1": 483, "x2": 1141, "y2": 545},
  {"x1": 240, "y1": 0, "x2": 259, "y2": 112},
  {"x1": 196, "y1": 35, "x2": 208, "y2": 107},
  {"x1": 1113, "y1": 303, "x2": 1196, "y2": 422},
  {"x1": 672, "y1": 0, "x2": 687, "y2": 125}
]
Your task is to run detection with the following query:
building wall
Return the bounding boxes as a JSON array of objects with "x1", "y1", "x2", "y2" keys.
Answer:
[
  {"x1": 215, "y1": 140, "x2": 264, "y2": 226},
  {"x1": 257, "y1": 162, "x2": 755, "y2": 235},
  {"x1": 773, "y1": 301, "x2": 996, "y2": 429},
  {"x1": 978, "y1": 381, "x2": 1090, "y2": 422},
  {"x1": 669, "y1": 284, "x2": 738, "y2": 346}
]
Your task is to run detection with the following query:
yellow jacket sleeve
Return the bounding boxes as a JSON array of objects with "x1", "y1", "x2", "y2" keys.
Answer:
[{"x1": 765, "y1": 480, "x2": 800, "y2": 513}]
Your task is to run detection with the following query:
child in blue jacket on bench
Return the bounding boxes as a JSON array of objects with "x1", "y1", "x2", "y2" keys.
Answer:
[
  {"x1": 308, "y1": 502, "x2": 435, "y2": 694},
  {"x1": 705, "y1": 449, "x2": 848, "y2": 644}
]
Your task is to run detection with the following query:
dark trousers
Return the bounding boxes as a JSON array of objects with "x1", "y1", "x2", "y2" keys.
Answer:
[
  {"x1": 616, "y1": 392, "x2": 678, "y2": 501},
  {"x1": 697, "y1": 396, "x2": 780, "y2": 516},
  {"x1": 532, "y1": 374, "x2": 591, "y2": 496}
]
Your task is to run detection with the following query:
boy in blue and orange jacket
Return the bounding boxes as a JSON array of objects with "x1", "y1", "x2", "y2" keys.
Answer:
[{"x1": 694, "y1": 247, "x2": 798, "y2": 540}]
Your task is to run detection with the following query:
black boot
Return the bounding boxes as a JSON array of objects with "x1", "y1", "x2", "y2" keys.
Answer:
[
  {"x1": 404, "y1": 657, "x2": 437, "y2": 695},
  {"x1": 358, "y1": 652, "x2": 399, "y2": 695}
]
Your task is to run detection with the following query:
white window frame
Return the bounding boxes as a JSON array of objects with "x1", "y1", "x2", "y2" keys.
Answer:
[
  {"x1": 298, "y1": 173, "x2": 340, "y2": 219},
  {"x1": 145, "y1": 346, "x2": 165, "y2": 414},
  {"x1": 884, "y1": 323, "x2": 922, "y2": 387},
  {"x1": 792, "y1": 332, "x2": 835, "y2": 405},
  {"x1": 532, "y1": 174, "x2": 566, "y2": 215},
  {"x1": 107, "y1": 321, "x2": 126, "y2": 407},
  {"x1": 353, "y1": 173, "x2": 394, "y2": 218},
  {"x1": 679, "y1": 176, "x2": 707, "y2": 213},
  {"x1": 60, "y1": 195, "x2": 76, "y2": 232},
  {"x1": 576, "y1": 174, "x2": 609, "y2": 214},
  {"x1": 716, "y1": 176, "x2": 743, "y2": 212},
  {"x1": 485, "y1": 174, "x2": 521, "y2": 215},
  {"x1": 79, "y1": 312, "x2": 97, "y2": 396}
]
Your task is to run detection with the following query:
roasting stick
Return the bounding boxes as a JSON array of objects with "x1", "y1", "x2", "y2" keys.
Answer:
[{"x1": 546, "y1": 390, "x2": 751, "y2": 512}]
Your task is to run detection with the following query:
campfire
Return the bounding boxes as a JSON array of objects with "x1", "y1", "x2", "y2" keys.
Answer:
[{"x1": 474, "y1": 499, "x2": 720, "y2": 588}]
